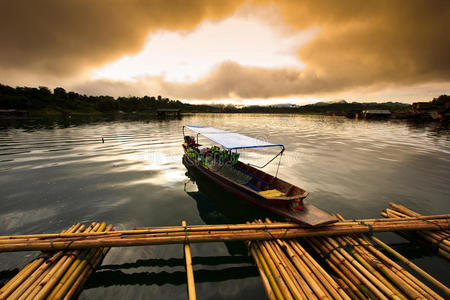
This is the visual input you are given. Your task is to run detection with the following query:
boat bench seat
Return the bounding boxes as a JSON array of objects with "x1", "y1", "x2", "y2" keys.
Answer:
[
  {"x1": 246, "y1": 182, "x2": 262, "y2": 191},
  {"x1": 215, "y1": 162, "x2": 252, "y2": 185},
  {"x1": 259, "y1": 189, "x2": 286, "y2": 198},
  {"x1": 233, "y1": 165, "x2": 271, "y2": 187}
]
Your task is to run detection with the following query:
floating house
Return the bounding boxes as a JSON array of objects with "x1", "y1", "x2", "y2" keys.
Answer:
[
  {"x1": 362, "y1": 109, "x2": 391, "y2": 119},
  {"x1": 156, "y1": 108, "x2": 181, "y2": 118}
]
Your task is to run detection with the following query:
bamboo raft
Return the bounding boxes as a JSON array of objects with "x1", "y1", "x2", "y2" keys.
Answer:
[
  {"x1": 0, "y1": 222, "x2": 112, "y2": 300},
  {"x1": 382, "y1": 203, "x2": 450, "y2": 260},
  {"x1": 250, "y1": 215, "x2": 450, "y2": 300},
  {"x1": 0, "y1": 204, "x2": 448, "y2": 299}
]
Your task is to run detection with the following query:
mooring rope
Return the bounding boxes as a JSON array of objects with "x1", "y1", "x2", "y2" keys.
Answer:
[
  {"x1": 355, "y1": 220, "x2": 374, "y2": 236},
  {"x1": 184, "y1": 224, "x2": 189, "y2": 244},
  {"x1": 434, "y1": 234, "x2": 450, "y2": 253}
]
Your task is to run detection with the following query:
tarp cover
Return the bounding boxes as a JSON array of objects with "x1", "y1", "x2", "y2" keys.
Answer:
[{"x1": 184, "y1": 125, "x2": 283, "y2": 150}]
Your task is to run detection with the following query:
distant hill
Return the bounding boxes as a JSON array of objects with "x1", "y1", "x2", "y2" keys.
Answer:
[{"x1": 313, "y1": 100, "x2": 347, "y2": 106}]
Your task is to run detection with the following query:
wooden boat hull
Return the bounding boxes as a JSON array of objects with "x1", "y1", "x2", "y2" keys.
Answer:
[{"x1": 182, "y1": 154, "x2": 337, "y2": 226}]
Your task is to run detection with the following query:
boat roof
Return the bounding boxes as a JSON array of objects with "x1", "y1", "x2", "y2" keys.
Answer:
[{"x1": 184, "y1": 125, "x2": 284, "y2": 150}]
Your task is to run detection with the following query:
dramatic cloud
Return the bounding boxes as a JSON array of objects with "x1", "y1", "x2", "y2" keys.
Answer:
[
  {"x1": 276, "y1": 0, "x2": 450, "y2": 85},
  {"x1": 1, "y1": 0, "x2": 449, "y2": 101},
  {"x1": 0, "y1": 0, "x2": 243, "y2": 82}
]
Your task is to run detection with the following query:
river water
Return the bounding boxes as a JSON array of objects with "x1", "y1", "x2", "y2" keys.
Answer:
[{"x1": 0, "y1": 114, "x2": 449, "y2": 299}]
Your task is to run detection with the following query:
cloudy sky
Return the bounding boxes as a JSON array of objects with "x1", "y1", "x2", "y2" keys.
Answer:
[{"x1": 0, "y1": 0, "x2": 449, "y2": 104}]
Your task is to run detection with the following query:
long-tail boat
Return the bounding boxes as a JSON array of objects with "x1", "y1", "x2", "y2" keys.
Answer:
[{"x1": 182, "y1": 125, "x2": 337, "y2": 226}]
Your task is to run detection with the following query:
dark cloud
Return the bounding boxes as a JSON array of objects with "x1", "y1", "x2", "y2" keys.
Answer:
[
  {"x1": 0, "y1": 0, "x2": 243, "y2": 82},
  {"x1": 1, "y1": 0, "x2": 449, "y2": 99}
]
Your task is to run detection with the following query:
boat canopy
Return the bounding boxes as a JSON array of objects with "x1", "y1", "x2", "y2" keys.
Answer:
[{"x1": 184, "y1": 125, "x2": 284, "y2": 150}]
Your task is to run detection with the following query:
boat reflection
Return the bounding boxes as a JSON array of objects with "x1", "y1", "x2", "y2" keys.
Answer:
[
  {"x1": 184, "y1": 166, "x2": 284, "y2": 225},
  {"x1": 183, "y1": 162, "x2": 285, "y2": 256}
]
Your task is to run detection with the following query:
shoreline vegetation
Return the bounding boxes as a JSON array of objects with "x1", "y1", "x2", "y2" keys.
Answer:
[{"x1": 0, "y1": 83, "x2": 448, "y2": 122}]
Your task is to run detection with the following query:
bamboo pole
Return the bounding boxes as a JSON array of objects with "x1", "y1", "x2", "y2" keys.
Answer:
[
  {"x1": 258, "y1": 241, "x2": 300, "y2": 299},
  {"x1": 49, "y1": 223, "x2": 111, "y2": 299},
  {"x1": 0, "y1": 222, "x2": 116, "y2": 300},
  {"x1": 334, "y1": 235, "x2": 407, "y2": 300},
  {"x1": 287, "y1": 240, "x2": 349, "y2": 300},
  {"x1": 249, "y1": 244, "x2": 278, "y2": 300},
  {"x1": 350, "y1": 235, "x2": 438, "y2": 299},
  {"x1": 306, "y1": 237, "x2": 373, "y2": 299},
  {"x1": 6, "y1": 252, "x2": 63, "y2": 299},
  {"x1": 11, "y1": 224, "x2": 89, "y2": 300},
  {"x1": 305, "y1": 235, "x2": 365, "y2": 299},
  {"x1": 1, "y1": 219, "x2": 449, "y2": 252},
  {"x1": 341, "y1": 235, "x2": 422, "y2": 300},
  {"x1": 274, "y1": 240, "x2": 325, "y2": 300},
  {"x1": 21, "y1": 224, "x2": 97, "y2": 300},
  {"x1": 357, "y1": 235, "x2": 444, "y2": 300},
  {"x1": 62, "y1": 240, "x2": 112, "y2": 299},
  {"x1": 334, "y1": 214, "x2": 409, "y2": 299},
  {"x1": 280, "y1": 240, "x2": 331, "y2": 299},
  {"x1": 320, "y1": 236, "x2": 391, "y2": 300},
  {"x1": 335, "y1": 277, "x2": 359, "y2": 300},
  {"x1": 0, "y1": 257, "x2": 44, "y2": 299},
  {"x1": 33, "y1": 223, "x2": 102, "y2": 299},
  {"x1": 0, "y1": 214, "x2": 448, "y2": 242},
  {"x1": 264, "y1": 239, "x2": 310, "y2": 299},
  {"x1": 259, "y1": 219, "x2": 331, "y2": 300},
  {"x1": 250, "y1": 242, "x2": 284, "y2": 300},
  {"x1": 0, "y1": 225, "x2": 81, "y2": 299},
  {"x1": 45, "y1": 223, "x2": 106, "y2": 300},
  {"x1": 336, "y1": 213, "x2": 443, "y2": 300},
  {"x1": 370, "y1": 235, "x2": 450, "y2": 297},
  {"x1": 255, "y1": 241, "x2": 293, "y2": 300},
  {"x1": 380, "y1": 220, "x2": 450, "y2": 259},
  {"x1": 384, "y1": 204, "x2": 450, "y2": 259},
  {"x1": 182, "y1": 220, "x2": 196, "y2": 300},
  {"x1": 389, "y1": 203, "x2": 421, "y2": 217},
  {"x1": 255, "y1": 220, "x2": 317, "y2": 299}
]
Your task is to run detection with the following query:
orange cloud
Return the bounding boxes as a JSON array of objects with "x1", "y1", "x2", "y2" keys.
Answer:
[{"x1": 0, "y1": 0, "x2": 243, "y2": 82}]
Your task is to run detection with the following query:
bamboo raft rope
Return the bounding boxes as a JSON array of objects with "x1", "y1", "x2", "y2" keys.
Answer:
[
  {"x1": 382, "y1": 203, "x2": 450, "y2": 260},
  {"x1": 0, "y1": 222, "x2": 113, "y2": 300},
  {"x1": 0, "y1": 216, "x2": 449, "y2": 253}
]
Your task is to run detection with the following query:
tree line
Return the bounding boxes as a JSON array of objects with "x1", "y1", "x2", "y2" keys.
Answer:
[
  {"x1": 3, "y1": 83, "x2": 444, "y2": 116},
  {"x1": 0, "y1": 83, "x2": 220, "y2": 114}
]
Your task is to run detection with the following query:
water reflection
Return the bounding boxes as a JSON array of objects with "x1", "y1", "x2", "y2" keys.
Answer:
[
  {"x1": 85, "y1": 266, "x2": 258, "y2": 288},
  {"x1": 100, "y1": 256, "x2": 252, "y2": 270},
  {"x1": 88, "y1": 253, "x2": 256, "y2": 289},
  {"x1": 0, "y1": 114, "x2": 184, "y2": 131},
  {"x1": 184, "y1": 168, "x2": 279, "y2": 225}
]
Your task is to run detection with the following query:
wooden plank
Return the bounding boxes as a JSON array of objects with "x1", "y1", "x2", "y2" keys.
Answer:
[{"x1": 270, "y1": 203, "x2": 338, "y2": 227}]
